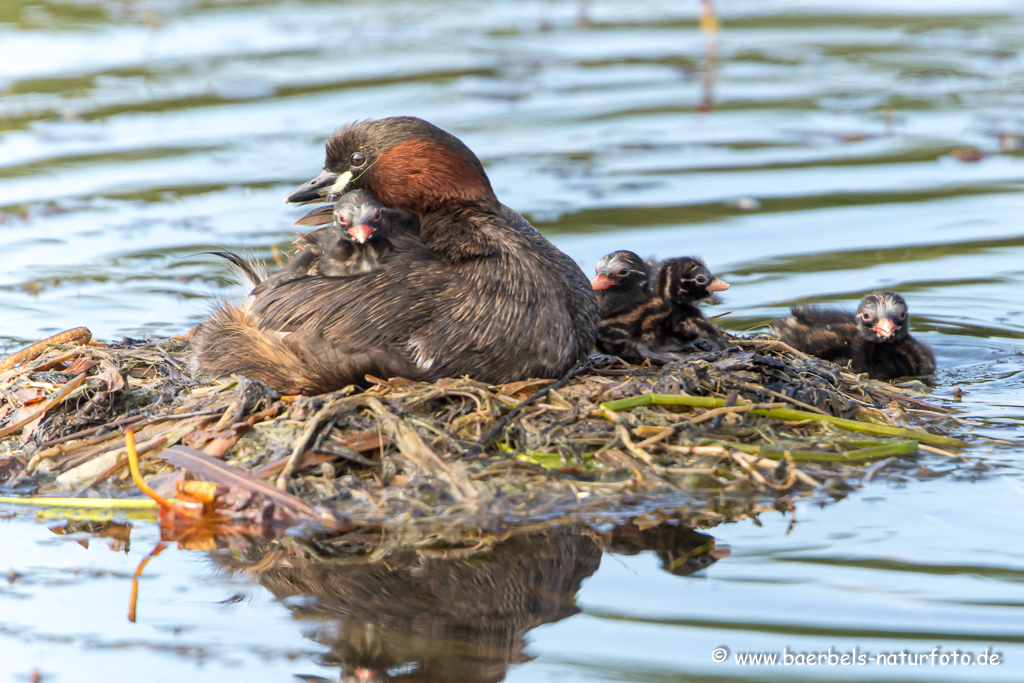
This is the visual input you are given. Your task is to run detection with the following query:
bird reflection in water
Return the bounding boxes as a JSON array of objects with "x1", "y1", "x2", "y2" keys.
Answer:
[{"x1": 212, "y1": 521, "x2": 729, "y2": 682}]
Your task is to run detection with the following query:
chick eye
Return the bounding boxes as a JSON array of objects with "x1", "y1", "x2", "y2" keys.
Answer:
[
  {"x1": 616, "y1": 268, "x2": 629, "y2": 277},
  {"x1": 372, "y1": 209, "x2": 382, "y2": 221},
  {"x1": 897, "y1": 310, "x2": 908, "y2": 321},
  {"x1": 694, "y1": 274, "x2": 709, "y2": 286},
  {"x1": 350, "y1": 152, "x2": 367, "y2": 169},
  {"x1": 860, "y1": 311, "x2": 872, "y2": 322}
]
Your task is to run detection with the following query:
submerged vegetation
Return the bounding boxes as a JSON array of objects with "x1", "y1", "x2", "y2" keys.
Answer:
[{"x1": 0, "y1": 326, "x2": 977, "y2": 553}]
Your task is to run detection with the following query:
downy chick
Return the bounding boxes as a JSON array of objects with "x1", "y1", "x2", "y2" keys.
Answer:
[
  {"x1": 773, "y1": 292, "x2": 935, "y2": 380},
  {"x1": 593, "y1": 252, "x2": 730, "y2": 364}
]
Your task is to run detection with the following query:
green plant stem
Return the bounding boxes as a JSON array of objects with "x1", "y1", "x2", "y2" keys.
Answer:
[{"x1": 599, "y1": 394, "x2": 965, "y2": 446}]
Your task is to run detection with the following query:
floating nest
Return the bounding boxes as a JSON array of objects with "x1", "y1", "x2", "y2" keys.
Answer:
[{"x1": 0, "y1": 326, "x2": 972, "y2": 550}]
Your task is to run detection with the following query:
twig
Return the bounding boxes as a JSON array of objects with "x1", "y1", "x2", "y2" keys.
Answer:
[
  {"x1": 0, "y1": 372, "x2": 88, "y2": 438},
  {"x1": 743, "y1": 336, "x2": 813, "y2": 360},
  {"x1": 690, "y1": 402, "x2": 787, "y2": 425},
  {"x1": 467, "y1": 358, "x2": 591, "y2": 457},
  {"x1": 617, "y1": 424, "x2": 656, "y2": 467},
  {"x1": 125, "y1": 429, "x2": 174, "y2": 509},
  {"x1": 73, "y1": 458, "x2": 130, "y2": 497},
  {"x1": 864, "y1": 457, "x2": 895, "y2": 483},
  {"x1": 634, "y1": 402, "x2": 786, "y2": 450},
  {"x1": 0, "y1": 495, "x2": 156, "y2": 509},
  {"x1": 276, "y1": 399, "x2": 341, "y2": 489},
  {"x1": 731, "y1": 450, "x2": 796, "y2": 491},
  {"x1": 918, "y1": 443, "x2": 957, "y2": 458},
  {"x1": 730, "y1": 380, "x2": 831, "y2": 416},
  {"x1": 38, "y1": 414, "x2": 148, "y2": 449},
  {"x1": 706, "y1": 390, "x2": 739, "y2": 432}
]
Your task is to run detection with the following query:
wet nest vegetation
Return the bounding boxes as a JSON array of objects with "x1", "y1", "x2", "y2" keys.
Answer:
[{"x1": 0, "y1": 327, "x2": 973, "y2": 550}]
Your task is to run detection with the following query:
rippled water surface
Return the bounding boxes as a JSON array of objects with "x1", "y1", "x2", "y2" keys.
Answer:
[{"x1": 2, "y1": 0, "x2": 1023, "y2": 681}]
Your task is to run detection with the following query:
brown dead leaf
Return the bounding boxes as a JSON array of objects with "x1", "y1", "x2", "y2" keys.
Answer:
[
  {"x1": 495, "y1": 379, "x2": 554, "y2": 397},
  {"x1": 12, "y1": 387, "x2": 47, "y2": 408},
  {"x1": 202, "y1": 437, "x2": 238, "y2": 458},
  {"x1": 20, "y1": 412, "x2": 46, "y2": 445},
  {"x1": 9, "y1": 405, "x2": 39, "y2": 428},
  {"x1": 127, "y1": 366, "x2": 160, "y2": 379},
  {"x1": 64, "y1": 358, "x2": 99, "y2": 375},
  {"x1": 96, "y1": 368, "x2": 125, "y2": 393}
]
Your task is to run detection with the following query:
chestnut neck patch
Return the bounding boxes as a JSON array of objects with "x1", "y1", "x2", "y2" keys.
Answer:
[{"x1": 370, "y1": 139, "x2": 494, "y2": 213}]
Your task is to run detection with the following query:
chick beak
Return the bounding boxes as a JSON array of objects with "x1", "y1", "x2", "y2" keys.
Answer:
[
  {"x1": 286, "y1": 169, "x2": 338, "y2": 204},
  {"x1": 591, "y1": 274, "x2": 613, "y2": 290},
  {"x1": 347, "y1": 224, "x2": 373, "y2": 244},
  {"x1": 706, "y1": 278, "x2": 730, "y2": 293},
  {"x1": 293, "y1": 205, "x2": 334, "y2": 227},
  {"x1": 873, "y1": 318, "x2": 897, "y2": 338}
]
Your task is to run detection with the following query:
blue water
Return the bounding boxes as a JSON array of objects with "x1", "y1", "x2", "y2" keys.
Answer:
[{"x1": 1, "y1": 0, "x2": 1023, "y2": 680}]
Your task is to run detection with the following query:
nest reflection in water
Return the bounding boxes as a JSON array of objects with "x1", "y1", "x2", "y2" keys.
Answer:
[
  {"x1": 210, "y1": 520, "x2": 722, "y2": 682},
  {"x1": 11, "y1": 327, "x2": 975, "y2": 682}
]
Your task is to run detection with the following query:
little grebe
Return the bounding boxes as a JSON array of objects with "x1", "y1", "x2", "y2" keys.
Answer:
[
  {"x1": 773, "y1": 292, "x2": 936, "y2": 380},
  {"x1": 191, "y1": 117, "x2": 598, "y2": 393}
]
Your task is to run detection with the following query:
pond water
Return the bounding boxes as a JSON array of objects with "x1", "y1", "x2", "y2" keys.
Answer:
[{"x1": 1, "y1": 0, "x2": 1023, "y2": 681}]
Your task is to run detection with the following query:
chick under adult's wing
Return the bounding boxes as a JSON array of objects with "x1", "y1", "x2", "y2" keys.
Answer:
[
  {"x1": 193, "y1": 211, "x2": 592, "y2": 391},
  {"x1": 247, "y1": 217, "x2": 421, "y2": 300},
  {"x1": 258, "y1": 264, "x2": 580, "y2": 382},
  {"x1": 189, "y1": 303, "x2": 425, "y2": 394},
  {"x1": 772, "y1": 305, "x2": 859, "y2": 364}
]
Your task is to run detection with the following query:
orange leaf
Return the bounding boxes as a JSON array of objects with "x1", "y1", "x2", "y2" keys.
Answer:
[{"x1": 180, "y1": 480, "x2": 218, "y2": 504}]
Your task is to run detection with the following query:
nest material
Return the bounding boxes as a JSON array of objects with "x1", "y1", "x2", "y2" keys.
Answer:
[{"x1": 0, "y1": 328, "x2": 967, "y2": 547}]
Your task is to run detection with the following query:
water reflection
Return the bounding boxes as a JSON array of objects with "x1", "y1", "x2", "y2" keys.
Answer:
[
  {"x1": 49, "y1": 519, "x2": 133, "y2": 553},
  {"x1": 3, "y1": 0, "x2": 1024, "y2": 680},
  {"x1": 213, "y1": 522, "x2": 727, "y2": 682}
]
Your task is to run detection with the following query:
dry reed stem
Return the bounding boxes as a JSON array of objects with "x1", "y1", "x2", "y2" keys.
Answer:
[
  {"x1": 276, "y1": 399, "x2": 339, "y2": 488},
  {"x1": 0, "y1": 327, "x2": 92, "y2": 373},
  {"x1": 618, "y1": 424, "x2": 656, "y2": 467},
  {"x1": 0, "y1": 372, "x2": 87, "y2": 439}
]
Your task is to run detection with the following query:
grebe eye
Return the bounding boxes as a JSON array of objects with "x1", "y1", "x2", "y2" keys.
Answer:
[
  {"x1": 616, "y1": 268, "x2": 629, "y2": 277},
  {"x1": 694, "y1": 274, "x2": 708, "y2": 286},
  {"x1": 350, "y1": 152, "x2": 367, "y2": 169}
]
